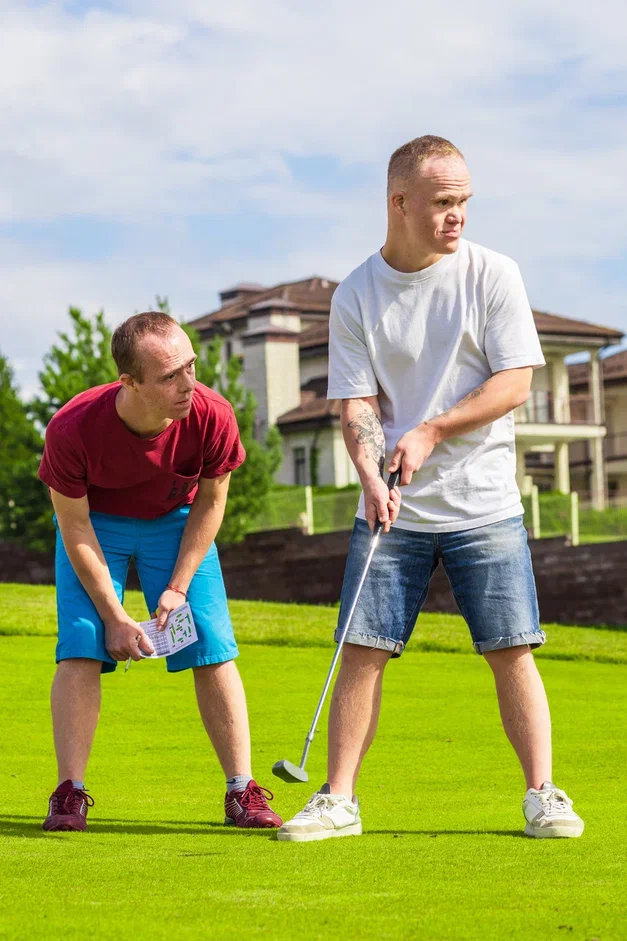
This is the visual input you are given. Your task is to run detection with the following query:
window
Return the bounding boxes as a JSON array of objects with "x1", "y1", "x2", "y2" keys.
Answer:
[
  {"x1": 293, "y1": 447, "x2": 307, "y2": 486},
  {"x1": 225, "y1": 340, "x2": 233, "y2": 360}
]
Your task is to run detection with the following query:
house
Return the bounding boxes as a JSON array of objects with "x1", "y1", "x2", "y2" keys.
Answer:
[
  {"x1": 568, "y1": 350, "x2": 627, "y2": 504},
  {"x1": 187, "y1": 279, "x2": 623, "y2": 509}
]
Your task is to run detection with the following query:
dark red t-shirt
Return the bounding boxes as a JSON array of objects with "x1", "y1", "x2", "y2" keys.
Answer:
[{"x1": 38, "y1": 382, "x2": 246, "y2": 519}]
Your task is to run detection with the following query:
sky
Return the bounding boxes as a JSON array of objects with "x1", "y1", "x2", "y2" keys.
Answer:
[{"x1": 2, "y1": 0, "x2": 627, "y2": 398}]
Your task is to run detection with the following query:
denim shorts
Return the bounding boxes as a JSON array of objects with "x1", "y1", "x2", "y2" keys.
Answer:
[
  {"x1": 334, "y1": 515, "x2": 545, "y2": 656},
  {"x1": 54, "y1": 506, "x2": 238, "y2": 673}
]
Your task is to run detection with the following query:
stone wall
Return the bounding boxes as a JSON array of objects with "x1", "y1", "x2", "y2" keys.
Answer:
[{"x1": 2, "y1": 529, "x2": 626, "y2": 628}]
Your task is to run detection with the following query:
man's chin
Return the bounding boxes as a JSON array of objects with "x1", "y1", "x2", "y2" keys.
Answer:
[
  {"x1": 440, "y1": 236, "x2": 460, "y2": 253},
  {"x1": 169, "y1": 403, "x2": 192, "y2": 420}
]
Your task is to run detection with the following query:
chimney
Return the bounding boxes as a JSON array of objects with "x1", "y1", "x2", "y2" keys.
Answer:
[
  {"x1": 219, "y1": 282, "x2": 265, "y2": 307},
  {"x1": 241, "y1": 325, "x2": 301, "y2": 439}
]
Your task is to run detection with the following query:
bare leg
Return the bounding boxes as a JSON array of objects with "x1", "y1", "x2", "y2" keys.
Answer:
[
  {"x1": 483, "y1": 646, "x2": 552, "y2": 790},
  {"x1": 51, "y1": 659, "x2": 102, "y2": 785},
  {"x1": 327, "y1": 644, "x2": 392, "y2": 795},
  {"x1": 193, "y1": 661, "x2": 252, "y2": 780}
]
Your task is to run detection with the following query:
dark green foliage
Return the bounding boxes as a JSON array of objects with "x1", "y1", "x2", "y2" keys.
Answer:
[{"x1": 0, "y1": 355, "x2": 53, "y2": 550}]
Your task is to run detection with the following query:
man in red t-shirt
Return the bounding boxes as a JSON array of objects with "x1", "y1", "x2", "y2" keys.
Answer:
[{"x1": 38, "y1": 311, "x2": 283, "y2": 832}]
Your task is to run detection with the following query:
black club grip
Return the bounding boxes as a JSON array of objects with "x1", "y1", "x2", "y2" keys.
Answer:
[{"x1": 373, "y1": 470, "x2": 401, "y2": 536}]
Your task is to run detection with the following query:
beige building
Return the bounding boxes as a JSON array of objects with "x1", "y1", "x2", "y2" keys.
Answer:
[
  {"x1": 188, "y1": 280, "x2": 623, "y2": 507},
  {"x1": 569, "y1": 350, "x2": 627, "y2": 504}
]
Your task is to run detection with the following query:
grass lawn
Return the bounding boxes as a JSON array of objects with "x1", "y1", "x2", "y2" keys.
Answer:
[{"x1": 0, "y1": 586, "x2": 626, "y2": 940}]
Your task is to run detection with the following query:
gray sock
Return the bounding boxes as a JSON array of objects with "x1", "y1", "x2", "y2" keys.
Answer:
[
  {"x1": 226, "y1": 774, "x2": 252, "y2": 794},
  {"x1": 71, "y1": 780, "x2": 85, "y2": 790}
]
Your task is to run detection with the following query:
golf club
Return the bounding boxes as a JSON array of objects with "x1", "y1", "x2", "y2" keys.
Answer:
[{"x1": 272, "y1": 469, "x2": 401, "y2": 783}]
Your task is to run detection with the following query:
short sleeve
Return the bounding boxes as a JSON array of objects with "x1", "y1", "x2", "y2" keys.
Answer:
[
  {"x1": 38, "y1": 418, "x2": 88, "y2": 498},
  {"x1": 484, "y1": 262, "x2": 545, "y2": 373},
  {"x1": 327, "y1": 293, "x2": 379, "y2": 399},
  {"x1": 201, "y1": 405, "x2": 246, "y2": 479}
]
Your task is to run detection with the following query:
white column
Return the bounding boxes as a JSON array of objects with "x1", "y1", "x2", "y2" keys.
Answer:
[
  {"x1": 590, "y1": 437, "x2": 606, "y2": 510},
  {"x1": 551, "y1": 357, "x2": 570, "y2": 423},
  {"x1": 555, "y1": 441, "x2": 570, "y2": 493},
  {"x1": 590, "y1": 352, "x2": 603, "y2": 424},
  {"x1": 516, "y1": 446, "x2": 527, "y2": 490}
]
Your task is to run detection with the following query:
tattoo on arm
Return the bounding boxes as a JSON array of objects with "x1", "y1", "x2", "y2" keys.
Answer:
[
  {"x1": 434, "y1": 382, "x2": 487, "y2": 423},
  {"x1": 347, "y1": 409, "x2": 386, "y2": 475}
]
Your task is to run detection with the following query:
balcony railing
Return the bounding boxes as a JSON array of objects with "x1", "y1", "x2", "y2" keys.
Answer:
[
  {"x1": 535, "y1": 434, "x2": 627, "y2": 470},
  {"x1": 516, "y1": 391, "x2": 597, "y2": 425},
  {"x1": 605, "y1": 433, "x2": 627, "y2": 461}
]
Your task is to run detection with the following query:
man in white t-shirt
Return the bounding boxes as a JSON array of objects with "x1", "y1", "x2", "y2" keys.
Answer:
[{"x1": 278, "y1": 135, "x2": 584, "y2": 842}]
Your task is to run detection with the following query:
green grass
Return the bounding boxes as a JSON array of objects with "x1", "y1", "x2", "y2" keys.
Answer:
[
  {"x1": 2, "y1": 584, "x2": 627, "y2": 664},
  {"x1": 1, "y1": 587, "x2": 626, "y2": 940}
]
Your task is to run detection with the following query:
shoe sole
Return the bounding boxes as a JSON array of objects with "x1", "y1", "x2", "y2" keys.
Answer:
[
  {"x1": 42, "y1": 817, "x2": 86, "y2": 832},
  {"x1": 224, "y1": 817, "x2": 280, "y2": 828},
  {"x1": 277, "y1": 822, "x2": 362, "y2": 842},
  {"x1": 524, "y1": 822, "x2": 584, "y2": 839}
]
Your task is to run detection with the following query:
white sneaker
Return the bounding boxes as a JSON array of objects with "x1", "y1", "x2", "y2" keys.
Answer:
[
  {"x1": 277, "y1": 788, "x2": 362, "y2": 842},
  {"x1": 523, "y1": 781, "x2": 584, "y2": 838}
]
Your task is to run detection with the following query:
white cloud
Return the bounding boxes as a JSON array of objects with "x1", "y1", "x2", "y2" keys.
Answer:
[{"x1": 1, "y1": 0, "x2": 627, "y2": 395}]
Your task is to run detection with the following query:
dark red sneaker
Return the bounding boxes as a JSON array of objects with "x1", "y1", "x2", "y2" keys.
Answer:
[
  {"x1": 42, "y1": 780, "x2": 94, "y2": 832},
  {"x1": 224, "y1": 780, "x2": 283, "y2": 828}
]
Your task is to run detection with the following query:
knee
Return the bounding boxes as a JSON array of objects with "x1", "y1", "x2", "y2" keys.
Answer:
[
  {"x1": 341, "y1": 642, "x2": 391, "y2": 674},
  {"x1": 56, "y1": 658, "x2": 103, "y2": 677},
  {"x1": 483, "y1": 645, "x2": 535, "y2": 674}
]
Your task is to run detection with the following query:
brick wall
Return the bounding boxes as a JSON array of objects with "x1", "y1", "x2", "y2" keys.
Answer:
[
  {"x1": 2, "y1": 530, "x2": 626, "y2": 628},
  {"x1": 217, "y1": 530, "x2": 627, "y2": 628}
]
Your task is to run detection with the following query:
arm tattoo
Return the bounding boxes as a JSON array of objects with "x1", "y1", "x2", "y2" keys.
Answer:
[
  {"x1": 347, "y1": 409, "x2": 385, "y2": 475},
  {"x1": 432, "y1": 382, "x2": 486, "y2": 423}
]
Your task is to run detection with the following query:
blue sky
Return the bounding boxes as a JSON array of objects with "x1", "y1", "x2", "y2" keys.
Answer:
[{"x1": 2, "y1": 0, "x2": 627, "y2": 396}]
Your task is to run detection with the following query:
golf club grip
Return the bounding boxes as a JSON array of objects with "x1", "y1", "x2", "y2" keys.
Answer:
[{"x1": 373, "y1": 470, "x2": 401, "y2": 537}]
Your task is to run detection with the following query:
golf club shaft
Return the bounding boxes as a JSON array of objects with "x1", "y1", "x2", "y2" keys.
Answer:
[
  {"x1": 297, "y1": 469, "x2": 401, "y2": 770},
  {"x1": 298, "y1": 530, "x2": 380, "y2": 768}
]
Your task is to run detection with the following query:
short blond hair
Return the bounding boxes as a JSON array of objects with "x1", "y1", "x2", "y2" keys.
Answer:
[
  {"x1": 387, "y1": 135, "x2": 464, "y2": 196},
  {"x1": 111, "y1": 311, "x2": 179, "y2": 380}
]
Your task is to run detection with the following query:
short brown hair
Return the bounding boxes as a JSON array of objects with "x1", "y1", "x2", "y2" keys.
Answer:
[
  {"x1": 111, "y1": 311, "x2": 179, "y2": 380},
  {"x1": 387, "y1": 135, "x2": 464, "y2": 196}
]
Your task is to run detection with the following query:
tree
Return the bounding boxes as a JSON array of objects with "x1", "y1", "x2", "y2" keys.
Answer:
[
  {"x1": 30, "y1": 307, "x2": 118, "y2": 428},
  {"x1": 215, "y1": 352, "x2": 283, "y2": 544},
  {"x1": 0, "y1": 354, "x2": 54, "y2": 550}
]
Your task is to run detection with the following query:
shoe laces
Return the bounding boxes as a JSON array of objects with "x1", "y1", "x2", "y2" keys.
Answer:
[
  {"x1": 239, "y1": 782, "x2": 274, "y2": 813},
  {"x1": 299, "y1": 793, "x2": 343, "y2": 819},
  {"x1": 536, "y1": 787, "x2": 573, "y2": 816},
  {"x1": 51, "y1": 786, "x2": 94, "y2": 816}
]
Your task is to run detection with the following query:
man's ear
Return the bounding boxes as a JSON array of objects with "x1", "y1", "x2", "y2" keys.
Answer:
[
  {"x1": 118, "y1": 372, "x2": 138, "y2": 392},
  {"x1": 390, "y1": 191, "x2": 406, "y2": 216}
]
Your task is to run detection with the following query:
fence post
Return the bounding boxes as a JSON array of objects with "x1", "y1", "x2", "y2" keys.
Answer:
[
  {"x1": 531, "y1": 485, "x2": 541, "y2": 540},
  {"x1": 570, "y1": 491, "x2": 579, "y2": 547},
  {"x1": 305, "y1": 485, "x2": 314, "y2": 535}
]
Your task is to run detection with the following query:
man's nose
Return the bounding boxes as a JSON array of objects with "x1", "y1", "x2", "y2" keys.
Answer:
[
  {"x1": 180, "y1": 375, "x2": 195, "y2": 392},
  {"x1": 447, "y1": 206, "x2": 463, "y2": 223}
]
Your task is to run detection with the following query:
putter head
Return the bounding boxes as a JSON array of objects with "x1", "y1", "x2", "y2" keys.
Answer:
[{"x1": 272, "y1": 759, "x2": 309, "y2": 784}]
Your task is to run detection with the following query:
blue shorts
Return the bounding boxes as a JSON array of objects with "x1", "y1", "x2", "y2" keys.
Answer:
[
  {"x1": 335, "y1": 515, "x2": 545, "y2": 657},
  {"x1": 54, "y1": 506, "x2": 238, "y2": 673}
]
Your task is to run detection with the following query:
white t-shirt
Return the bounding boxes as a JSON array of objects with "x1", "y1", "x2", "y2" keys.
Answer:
[{"x1": 327, "y1": 239, "x2": 545, "y2": 533}]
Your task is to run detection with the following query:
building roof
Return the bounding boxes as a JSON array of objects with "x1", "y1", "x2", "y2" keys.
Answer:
[
  {"x1": 189, "y1": 277, "x2": 339, "y2": 331},
  {"x1": 298, "y1": 321, "x2": 331, "y2": 350},
  {"x1": 569, "y1": 349, "x2": 627, "y2": 388},
  {"x1": 222, "y1": 281, "x2": 266, "y2": 293},
  {"x1": 249, "y1": 297, "x2": 301, "y2": 313},
  {"x1": 277, "y1": 396, "x2": 341, "y2": 429},
  {"x1": 532, "y1": 310, "x2": 622, "y2": 342},
  {"x1": 242, "y1": 324, "x2": 300, "y2": 342}
]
